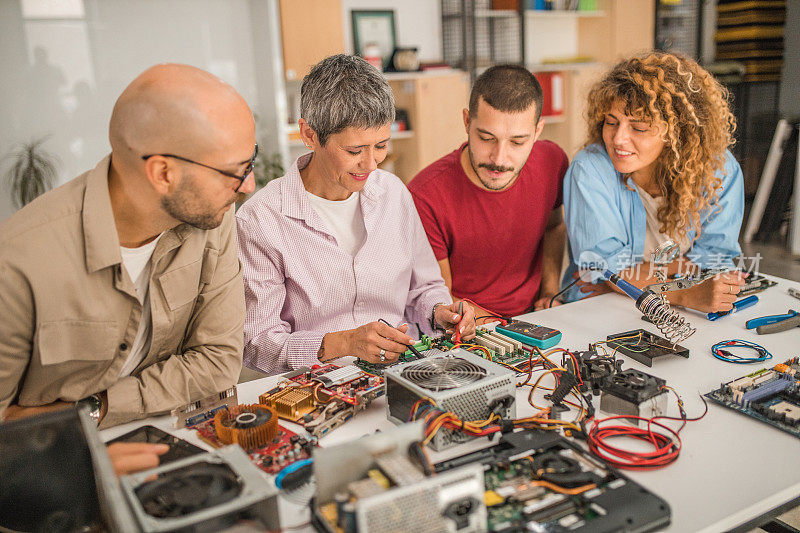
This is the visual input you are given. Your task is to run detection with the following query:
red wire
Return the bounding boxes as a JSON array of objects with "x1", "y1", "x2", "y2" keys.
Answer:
[
  {"x1": 459, "y1": 297, "x2": 508, "y2": 325},
  {"x1": 586, "y1": 416, "x2": 682, "y2": 470},
  {"x1": 584, "y1": 389, "x2": 707, "y2": 470}
]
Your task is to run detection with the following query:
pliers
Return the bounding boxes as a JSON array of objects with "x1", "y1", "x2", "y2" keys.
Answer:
[{"x1": 745, "y1": 310, "x2": 800, "y2": 334}]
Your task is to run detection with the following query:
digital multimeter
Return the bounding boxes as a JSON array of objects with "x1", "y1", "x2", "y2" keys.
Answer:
[{"x1": 495, "y1": 320, "x2": 562, "y2": 350}]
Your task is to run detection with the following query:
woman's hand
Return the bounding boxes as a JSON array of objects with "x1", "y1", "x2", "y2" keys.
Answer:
[
  {"x1": 435, "y1": 300, "x2": 477, "y2": 342},
  {"x1": 672, "y1": 270, "x2": 747, "y2": 313},
  {"x1": 321, "y1": 322, "x2": 415, "y2": 364}
]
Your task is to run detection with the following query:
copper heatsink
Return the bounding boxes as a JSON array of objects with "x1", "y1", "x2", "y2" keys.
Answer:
[
  {"x1": 214, "y1": 404, "x2": 279, "y2": 450},
  {"x1": 260, "y1": 387, "x2": 315, "y2": 421}
]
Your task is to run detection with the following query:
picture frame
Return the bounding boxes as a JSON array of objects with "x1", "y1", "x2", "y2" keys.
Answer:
[{"x1": 351, "y1": 10, "x2": 397, "y2": 69}]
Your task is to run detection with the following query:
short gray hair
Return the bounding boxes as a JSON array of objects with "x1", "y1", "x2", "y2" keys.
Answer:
[{"x1": 300, "y1": 54, "x2": 395, "y2": 145}]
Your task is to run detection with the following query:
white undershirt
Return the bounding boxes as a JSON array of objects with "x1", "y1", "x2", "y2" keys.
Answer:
[
  {"x1": 637, "y1": 188, "x2": 690, "y2": 261},
  {"x1": 118, "y1": 233, "x2": 163, "y2": 377},
  {"x1": 306, "y1": 191, "x2": 366, "y2": 256}
]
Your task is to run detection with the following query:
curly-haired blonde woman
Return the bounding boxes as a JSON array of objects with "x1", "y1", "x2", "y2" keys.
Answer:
[{"x1": 562, "y1": 51, "x2": 745, "y2": 313}]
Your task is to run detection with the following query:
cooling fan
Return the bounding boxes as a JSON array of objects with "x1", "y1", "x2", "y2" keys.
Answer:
[
  {"x1": 599, "y1": 369, "x2": 669, "y2": 423},
  {"x1": 135, "y1": 462, "x2": 241, "y2": 518},
  {"x1": 214, "y1": 404, "x2": 278, "y2": 450},
  {"x1": 120, "y1": 446, "x2": 280, "y2": 532},
  {"x1": 385, "y1": 349, "x2": 516, "y2": 450},
  {"x1": 400, "y1": 357, "x2": 487, "y2": 391}
]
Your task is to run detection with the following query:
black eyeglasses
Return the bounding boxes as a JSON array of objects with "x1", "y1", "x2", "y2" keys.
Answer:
[{"x1": 142, "y1": 144, "x2": 258, "y2": 192}]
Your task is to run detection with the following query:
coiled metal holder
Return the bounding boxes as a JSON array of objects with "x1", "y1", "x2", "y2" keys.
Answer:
[{"x1": 604, "y1": 270, "x2": 696, "y2": 345}]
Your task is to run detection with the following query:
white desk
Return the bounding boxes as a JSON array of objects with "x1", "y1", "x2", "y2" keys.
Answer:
[{"x1": 102, "y1": 276, "x2": 800, "y2": 533}]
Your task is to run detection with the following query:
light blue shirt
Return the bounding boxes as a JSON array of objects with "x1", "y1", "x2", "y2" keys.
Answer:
[{"x1": 562, "y1": 143, "x2": 744, "y2": 302}]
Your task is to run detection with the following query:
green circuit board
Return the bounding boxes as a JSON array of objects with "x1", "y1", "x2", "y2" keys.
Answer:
[{"x1": 353, "y1": 330, "x2": 532, "y2": 375}]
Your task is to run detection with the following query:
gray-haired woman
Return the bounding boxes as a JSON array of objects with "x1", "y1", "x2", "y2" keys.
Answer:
[{"x1": 236, "y1": 54, "x2": 476, "y2": 375}]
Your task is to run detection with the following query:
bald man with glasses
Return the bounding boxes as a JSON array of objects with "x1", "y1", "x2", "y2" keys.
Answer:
[{"x1": 0, "y1": 64, "x2": 255, "y2": 428}]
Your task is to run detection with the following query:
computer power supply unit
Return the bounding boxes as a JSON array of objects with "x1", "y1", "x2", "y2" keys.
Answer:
[
  {"x1": 385, "y1": 349, "x2": 516, "y2": 450},
  {"x1": 312, "y1": 421, "x2": 488, "y2": 533},
  {"x1": 120, "y1": 445, "x2": 280, "y2": 532}
]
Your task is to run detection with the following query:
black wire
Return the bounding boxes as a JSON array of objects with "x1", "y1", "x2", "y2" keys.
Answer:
[
  {"x1": 475, "y1": 315, "x2": 509, "y2": 321},
  {"x1": 548, "y1": 275, "x2": 582, "y2": 309}
]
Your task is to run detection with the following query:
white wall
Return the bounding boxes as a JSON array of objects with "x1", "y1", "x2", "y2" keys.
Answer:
[
  {"x1": 0, "y1": 0, "x2": 287, "y2": 222},
  {"x1": 341, "y1": 0, "x2": 442, "y2": 62}
]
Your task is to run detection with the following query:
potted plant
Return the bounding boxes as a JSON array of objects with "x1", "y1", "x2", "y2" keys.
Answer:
[
  {"x1": 253, "y1": 151, "x2": 284, "y2": 189},
  {"x1": 5, "y1": 138, "x2": 58, "y2": 208}
]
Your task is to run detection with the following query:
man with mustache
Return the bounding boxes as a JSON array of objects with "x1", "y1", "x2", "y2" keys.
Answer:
[
  {"x1": 408, "y1": 65, "x2": 568, "y2": 318},
  {"x1": 0, "y1": 64, "x2": 254, "y2": 428}
]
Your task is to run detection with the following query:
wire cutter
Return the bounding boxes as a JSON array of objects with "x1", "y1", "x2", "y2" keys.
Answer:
[{"x1": 745, "y1": 310, "x2": 800, "y2": 334}]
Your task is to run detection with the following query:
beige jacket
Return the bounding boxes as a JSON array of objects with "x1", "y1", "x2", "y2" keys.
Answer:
[{"x1": 0, "y1": 156, "x2": 244, "y2": 428}]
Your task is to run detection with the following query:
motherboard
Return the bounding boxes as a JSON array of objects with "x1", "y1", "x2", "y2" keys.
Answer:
[
  {"x1": 354, "y1": 329, "x2": 533, "y2": 376},
  {"x1": 435, "y1": 429, "x2": 671, "y2": 532},
  {"x1": 191, "y1": 405, "x2": 315, "y2": 475},
  {"x1": 705, "y1": 357, "x2": 800, "y2": 439},
  {"x1": 259, "y1": 364, "x2": 385, "y2": 438}
]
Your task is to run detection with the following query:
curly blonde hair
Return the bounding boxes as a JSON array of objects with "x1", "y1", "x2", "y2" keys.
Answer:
[{"x1": 585, "y1": 51, "x2": 736, "y2": 241}]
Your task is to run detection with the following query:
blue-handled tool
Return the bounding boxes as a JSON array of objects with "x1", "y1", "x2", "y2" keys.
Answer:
[
  {"x1": 707, "y1": 295, "x2": 759, "y2": 321},
  {"x1": 746, "y1": 309, "x2": 800, "y2": 334}
]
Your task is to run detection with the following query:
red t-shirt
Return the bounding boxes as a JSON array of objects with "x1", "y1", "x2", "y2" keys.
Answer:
[{"x1": 408, "y1": 141, "x2": 567, "y2": 316}]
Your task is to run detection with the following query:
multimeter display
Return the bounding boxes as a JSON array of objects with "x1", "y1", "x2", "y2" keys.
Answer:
[{"x1": 495, "y1": 320, "x2": 562, "y2": 349}]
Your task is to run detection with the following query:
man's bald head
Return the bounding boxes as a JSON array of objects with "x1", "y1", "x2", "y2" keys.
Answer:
[{"x1": 109, "y1": 64, "x2": 254, "y2": 169}]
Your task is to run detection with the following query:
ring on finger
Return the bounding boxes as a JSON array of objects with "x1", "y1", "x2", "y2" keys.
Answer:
[
  {"x1": 379, "y1": 348, "x2": 386, "y2": 362},
  {"x1": 728, "y1": 284, "x2": 733, "y2": 294}
]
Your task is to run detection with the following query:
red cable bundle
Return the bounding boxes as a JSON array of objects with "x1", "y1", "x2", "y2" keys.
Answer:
[
  {"x1": 584, "y1": 387, "x2": 707, "y2": 470},
  {"x1": 585, "y1": 416, "x2": 682, "y2": 469}
]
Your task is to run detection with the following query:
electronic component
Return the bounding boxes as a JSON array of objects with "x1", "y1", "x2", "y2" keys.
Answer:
[
  {"x1": 470, "y1": 328, "x2": 531, "y2": 367},
  {"x1": 473, "y1": 332, "x2": 508, "y2": 356},
  {"x1": 108, "y1": 425, "x2": 205, "y2": 465},
  {"x1": 120, "y1": 445, "x2": 279, "y2": 532},
  {"x1": 261, "y1": 386, "x2": 315, "y2": 421},
  {"x1": 260, "y1": 363, "x2": 385, "y2": 438},
  {"x1": 566, "y1": 350, "x2": 623, "y2": 396},
  {"x1": 311, "y1": 422, "x2": 488, "y2": 533},
  {"x1": 191, "y1": 405, "x2": 315, "y2": 475},
  {"x1": 0, "y1": 408, "x2": 138, "y2": 532},
  {"x1": 354, "y1": 334, "x2": 446, "y2": 375},
  {"x1": 434, "y1": 429, "x2": 671, "y2": 532},
  {"x1": 738, "y1": 273, "x2": 777, "y2": 297},
  {"x1": 385, "y1": 350, "x2": 516, "y2": 450},
  {"x1": 606, "y1": 329, "x2": 689, "y2": 367},
  {"x1": 171, "y1": 387, "x2": 237, "y2": 429},
  {"x1": 355, "y1": 331, "x2": 532, "y2": 376},
  {"x1": 705, "y1": 358, "x2": 800, "y2": 439},
  {"x1": 599, "y1": 369, "x2": 669, "y2": 422},
  {"x1": 214, "y1": 404, "x2": 279, "y2": 450},
  {"x1": 496, "y1": 320, "x2": 562, "y2": 350},
  {"x1": 315, "y1": 365, "x2": 365, "y2": 386}
]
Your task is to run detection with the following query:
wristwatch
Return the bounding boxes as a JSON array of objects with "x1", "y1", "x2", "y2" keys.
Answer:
[
  {"x1": 431, "y1": 302, "x2": 447, "y2": 332},
  {"x1": 75, "y1": 393, "x2": 103, "y2": 425}
]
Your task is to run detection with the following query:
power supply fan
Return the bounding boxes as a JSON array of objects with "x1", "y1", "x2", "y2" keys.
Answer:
[
  {"x1": 400, "y1": 357, "x2": 487, "y2": 391},
  {"x1": 214, "y1": 404, "x2": 279, "y2": 450},
  {"x1": 134, "y1": 462, "x2": 242, "y2": 518}
]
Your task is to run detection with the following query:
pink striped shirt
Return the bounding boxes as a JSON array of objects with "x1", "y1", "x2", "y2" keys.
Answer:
[{"x1": 236, "y1": 153, "x2": 452, "y2": 375}]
